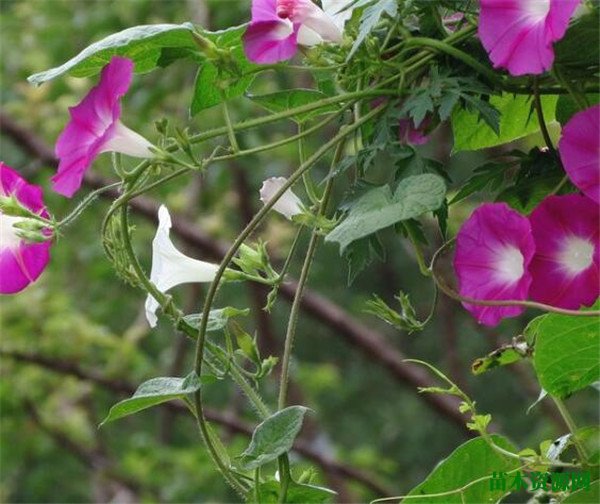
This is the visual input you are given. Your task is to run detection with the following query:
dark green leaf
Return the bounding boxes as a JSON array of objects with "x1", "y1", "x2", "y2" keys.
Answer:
[
  {"x1": 533, "y1": 303, "x2": 600, "y2": 398},
  {"x1": 247, "y1": 89, "x2": 340, "y2": 123},
  {"x1": 405, "y1": 435, "x2": 520, "y2": 503},
  {"x1": 238, "y1": 406, "x2": 309, "y2": 471},
  {"x1": 28, "y1": 23, "x2": 195, "y2": 85},
  {"x1": 342, "y1": 234, "x2": 385, "y2": 285},
  {"x1": 555, "y1": 11, "x2": 600, "y2": 75},
  {"x1": 100, "y1": 372, "x2": 201, "y2": 425},
  {"x1": 563, "y1": 480, "x2": 599, "y2": 503},
  {"x1": 556, "y1": 94, "x2": 600, "y2": 125},
  {"x1": 450, "y1": 162, "x2": 507, "y2": 205},
  {"x1": 326, "y1": 174, "x2": 446, "y2": 252}
]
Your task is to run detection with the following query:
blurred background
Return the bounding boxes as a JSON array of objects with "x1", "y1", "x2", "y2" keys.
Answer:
[{"x1": 1, "y1": 1, "x2": 597, "y2": 502}]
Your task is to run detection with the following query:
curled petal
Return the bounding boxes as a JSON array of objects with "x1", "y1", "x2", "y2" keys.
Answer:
[
  {"x1": 259, "y1": 177, "x2": 303, "y2": 219},
  {"x1": 529, "y1": 194, "x2": 599, "y2": 309},
  {"x1": 0, "y1": 163, "x2": 51, "y2": 294},
  {"x1": 558, "y1": 104, "x2": 600, "y2": 204},
  {"x1": 53, "y1": 56, "x2": 153, "y2": 198},
  {"x1": 294, "y1": 0, "x2": 343, "y2": 43},
  {"x1": 243, "y1": 19, "x2": 298, "y2": 64},
  {"x1": 478, "y1": 0, "x2": 579, "y2": 76},
  {"x1": 453, "y1": 203, "x2": 535, "y2": 326},
  {"x1": 145, "y1": 205, "x2": 219, "y2": 327}
]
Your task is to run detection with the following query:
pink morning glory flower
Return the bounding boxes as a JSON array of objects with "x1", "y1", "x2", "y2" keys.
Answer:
[
  {"x1": 558, "y1": 104, "x2": 600, "y2": 204},
  {"x1": 0, "y1": 163, "x2": 52, "y2": 294},
  {"x1": 528, "y1": 194, "x2": 599, "y2": 309},
  {"x1": 454, "y1": 203, "x2": 535, "y2": 326},
  {"x1": 243, "y1": 0, "x2": 343, "y2": 64},
  {"x1": 478, "y1": 0, "x2": 580, "y2": 76},
  {"x1": 398, "y1": 117, "x2": 430, "y2": 146},
  {"x1": 53, "y1": 56, "x2": 154, "y2": 198}
]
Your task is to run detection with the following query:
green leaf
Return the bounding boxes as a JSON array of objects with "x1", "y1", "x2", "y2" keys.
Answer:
[
  {"x1": 452, "y1": 94, "x2": 558, "y2": 152},
  {"x1": 405, "y1": 435, "x2": 520, "y2": 503},
  {"x1": 555, "y1": 11, "x2": 600, "y2": 75},
  {"x1": 238, "y1": 406, "x2": 309, "y2": 471},
  {"x1": 183, "y1": 307, "x2": 250, "y2": 333},
  {"x1": 256, "y1": 479, "x2": 336, "y2": 503},
  {"x1": 100, "y1": 372, "x2": 201, "y2": 425},
  {"x1": 563, "y1": 480, "x2": 599, "y2": 503},
  {"x1": 326, "y1": 174, "x2": 446, "y2": 252},
  {"x1": 247, "y1": 89, "x2": 340, "y2": 123},
  {"x1": 556, "y1": 94, "x2": 600, "y2": 126},
  {"x1": 28, "y1": 23, "x2": 195, "y2": 85},
  {"x1": 449, "y1": 162, "x2": 507, "y2": 205},
  {"x1": 342, "y1": 234, "x2": 385, "y2": 285},
  {"x1": 533, "y1": 304, "x2": 600, "y2": 398},
  {"x1": 472, "y1": 337, "x2": 530, "y2": 375},
  {"x1": 348, "y1": 0, "x2": 398, "y2": 60},
  {"x1": 190, "y1": 25, "x2": 258, "y2": 114}
]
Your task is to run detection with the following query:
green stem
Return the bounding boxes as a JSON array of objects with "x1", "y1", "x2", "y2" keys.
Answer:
[
  {"x1": 56, "y1": 183, "x2": 120, "y2": 229},
  {"x1": 533, "y1": 77, "x2": 554, "y2": 152},
  {"x1": 117, "y1": 205, "x2": 247, "y2": 496},
  {"x1": 552, "y1": 396, "x2": 589, "y2": 464},
  {"x1": 277, "y1": 455, "x2": 291, "y2": 504},
  {"x1": 403, "y1": 37, "x2": 500, "y2": 84},
  {"x1": 221, "y1": 89, "x2": 240, "y2": 153},
  {"x1": 298, "y1": 123, "x2": 320, "y2": 205}
]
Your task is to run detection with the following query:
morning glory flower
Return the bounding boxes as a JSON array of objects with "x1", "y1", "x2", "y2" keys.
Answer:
[
  {"x1": 528, "y1": 194, "x2": 599, "y2": 309},
  {"x1": 259, "y1": 177, "x2": 304, "y2": 219},
  {"x1": 53, "y1": 56, "x2": 154, "y2": 198},
  {"x1": 0, "y1": 163, "x2": 52, "y2": 294},
  {"x1": 558, "y1": 104, "x2": 600, "y2": 204},
  {"x1": 243, "y1": 0, "x2": 343, "y2": 64},
  {"x1": 398, "y1": 117, "x2": 430, "y2": 146},
  {"x1": 453, "y1": 203, "x2": 535, "y2": 326},
  {"x1": 145, "y1": 205, "x2": 219, "y2": 328},
  {"x1": 478, "y1": 0, "x2": 580, "y2": 76}
]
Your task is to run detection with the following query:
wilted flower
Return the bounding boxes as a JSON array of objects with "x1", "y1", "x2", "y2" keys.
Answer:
[
  {"x1": 398, "y1": 117, "x2": 430, "y2": 146},
  {"x1": 259, "y1": 177, "x2": 303, "y2": 219},
  {"x1": 453, "y1": 203, "x2": 535, "y2": 326},
  {"x1": 0, "y1": 163, "x2": 52, "y2": 294},
  {"x1": 145, "y1": 205, "x2": 219, "y2": 327},
  {"x1": 478, "y1": 0, "x2": 579, "y2": 76},
  {"x1": 558, "y1": 104, "x2": 599, "y2": 204},
  {"x1": 528, "y1": 194, "x2": 599, "y2": 309},
  {"x1": 243, "y1": 0, "x2": 343, "y2": 64},
  {"x1": 53, "y1": 56, "x2": 154, "y2": 198}
]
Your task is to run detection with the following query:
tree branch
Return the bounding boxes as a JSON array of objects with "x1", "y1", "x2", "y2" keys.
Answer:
[
  {"x1": 0, "y1": 111, "x2": 471, "y2": 434},
  {"x1": 3, "y1": 349, "x2": 394, "y2": 497}
]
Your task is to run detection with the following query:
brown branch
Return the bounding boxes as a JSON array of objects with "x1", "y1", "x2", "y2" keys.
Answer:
[
  {"x1": 0, "y1": 111, "x2": 471, "y2": 434},
  {"x1": 3, "y1": 350, "x2": 394, "y2": 497}
]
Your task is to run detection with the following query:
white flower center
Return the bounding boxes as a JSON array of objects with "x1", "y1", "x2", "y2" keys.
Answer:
[
  {"x1": 495, "y1": 246, "x2": 525, "y2": 283},
  {"x1": 0, "y1": 212, "x2": 22, "y2": 251},
  {"x1": 525, "y1": 0, "x2": 551, "y2": 21},
  {"x1": 558, "y1": 235, "x2": 594, "y2": 276}
]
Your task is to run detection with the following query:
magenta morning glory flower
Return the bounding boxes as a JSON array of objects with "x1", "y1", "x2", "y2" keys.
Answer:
[
  {"x1": 454, "y1": 203, "x2": 535, "y2": 326},
  {"x1": 53, "y1": 56, "x2": 153, "y2": 198},
  {"x1": 528, "y1": 194, "x2": 599, "y2": 309},
  {"x1": 0, "y1": 163, "x2": 52, "y2": 294},
  {"x1": 479, "y1": 0, "x2": 580, "y2": 76},
  {"x1": 558, "y1": 104, "x2": 600, "y2": 204},
  {"x1": 398, "y1": 117, "x2": 430, "y2": 146},
  {"x1": 243, "y1": 0, "x2": 343, "y2": 64}
]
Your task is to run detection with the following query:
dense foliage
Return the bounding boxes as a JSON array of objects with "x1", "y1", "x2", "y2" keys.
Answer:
[{"x1": 1, "y1": 1, "x2": 598, "y2": 503}]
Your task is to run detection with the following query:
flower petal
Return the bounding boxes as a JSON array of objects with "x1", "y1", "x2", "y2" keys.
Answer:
[
  {"x1": 259, "y1": 177, "x2": 303, "y2": 219},
  {"x1": 145, "y1": 206, "x2": 219, "y2": 327},
  {"x1": 53, "y1": 56, "x2": 152, "y2": 198},
  {"x1": 322, "y1": 0, "x2": 355, "y2": 30},
  {"x1": 0, "y1": 163, "x2": 51, "y2": 294},
  {"x1": 528, "y1": 194, "x2": 599, "y2": 309},
  {"x1": 478, "y1": 0, "x2": 579, "y2": 76},
  {"x1": 294, "y1": 0, "x2": 343, "y2": 42},
  {"x1": 243, "y1": 19, "x2": 299, "y2": 63},
  {"x1": 454, "y1": 202, "x2": 535, "y2": 326},
  {"x1": 558, "y1": 104, "x2": 600, "y2": 204}
]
